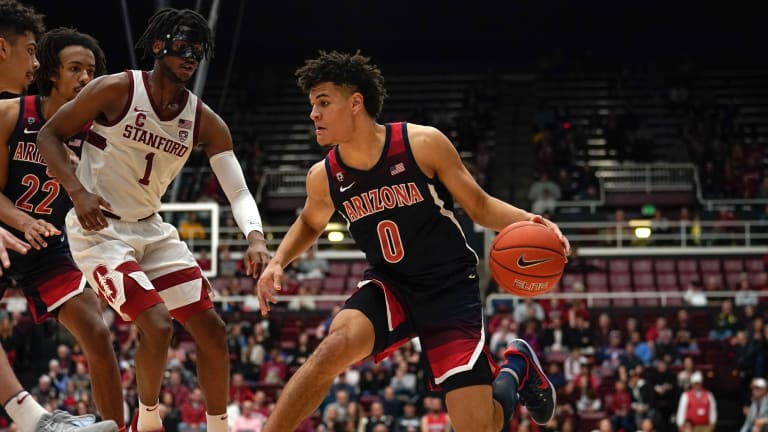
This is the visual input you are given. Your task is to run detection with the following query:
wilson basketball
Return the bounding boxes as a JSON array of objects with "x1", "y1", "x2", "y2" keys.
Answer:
[{"x1": 489, "y1": 221, "x2": 566, "y2": 297}]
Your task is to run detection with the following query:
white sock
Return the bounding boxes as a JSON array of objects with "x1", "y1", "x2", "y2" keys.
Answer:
[
  {"x1": 4, "y1": 391, "x2": 47, "y2": 432},
  {"x1": 206, "y1": 413, "x2": 228, "y2": 432},
  {"x1": 137, "y1": 400, "x2": 162, "y2": 431}
]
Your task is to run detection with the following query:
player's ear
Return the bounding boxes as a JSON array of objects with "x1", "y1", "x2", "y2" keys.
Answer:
[
  {"x1": 151, "y1": 40, "x2": 164, "y2": 56},
  {"x1": 0, "y1": 37, "x2": 8, "y2": 60},
  {"x1": 350, "y1": 92, "x2": 364, "y2": 114}
]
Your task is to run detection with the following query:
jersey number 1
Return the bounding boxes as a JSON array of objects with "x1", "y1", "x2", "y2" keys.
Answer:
[{"x1": 138, "y1": 152, "x2": 155, "y2": 185}]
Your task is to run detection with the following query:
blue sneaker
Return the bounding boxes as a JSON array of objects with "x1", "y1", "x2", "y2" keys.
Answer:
[{"x1": 502, "y1": 339, "x2": 556, "y2": 425}]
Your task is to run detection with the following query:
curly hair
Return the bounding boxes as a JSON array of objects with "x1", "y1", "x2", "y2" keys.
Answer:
[
  {"x1": 135, "y1": 8, "x2": 214, "y2": 60},
  {"x1": 0, "y1": 0, "x2": 45, "y2": 41},
  {"x1": 296, "y1": 50, "x2": 387, "y2": 119},
  {"x1": 34, "y1": 27, "x2": 107, "y2": 97}
]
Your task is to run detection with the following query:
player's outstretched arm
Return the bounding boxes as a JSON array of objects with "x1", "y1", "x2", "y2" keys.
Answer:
[
  {"x1": 410, "y1": 125, "x2": 570, "y2": 255},
  {"x1": 198, "y1": 105, "x2": 270, "y2": 278},
  {"x1": 256, "y1": 161, "x2": 335, "y2": 316}
]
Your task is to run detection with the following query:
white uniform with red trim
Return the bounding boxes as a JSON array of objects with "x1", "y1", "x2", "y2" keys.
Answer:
[
  {"x1": 65, "y1": 70, "x2": 210, "y2": 324},
  {"x1": 79, "y1": 70, "x2": 200, "y2": 220}
]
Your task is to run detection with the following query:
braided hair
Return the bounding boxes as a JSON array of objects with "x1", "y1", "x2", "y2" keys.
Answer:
[
  {"x1": 135, "y1": 8, "x2": 214, "y2": 60},
  {"x1": 34, "y1": 27, "x2": 107, "y2": 96}
]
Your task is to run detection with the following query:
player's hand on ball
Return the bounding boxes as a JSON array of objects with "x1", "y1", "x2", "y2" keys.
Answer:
[{"x1": 530, "y1": 214, "x2": 571, "y2": 256}]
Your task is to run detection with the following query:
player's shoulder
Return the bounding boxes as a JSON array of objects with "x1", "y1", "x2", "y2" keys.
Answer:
[
  {"x1": 84, "y1": 71, "x2": 132, "y2": 94},
  {"x1": 307, "y1": 159, "x2": 328, "y2": 180},
  {"x1": 403, "y1": 122, "x2": 454, "y2": 162},
  {"x1": 304, "y1": 159, "x2": 331, "y2": 197},
  {"x1": 0, "y1": 97, "x2": 21, "y2": 125},
  {"x1": 403, "y1": 122, "x2": 450, "y2": 147}
]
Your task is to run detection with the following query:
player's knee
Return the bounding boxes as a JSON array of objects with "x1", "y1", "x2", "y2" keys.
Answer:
[
  {"x1": 451, "y1": 408, "x2": 496, "y2": 432},
  {"x1": 201, "y1": 314, "x2": 227, "y2": 350},
  {"x1": 310, "y1": 331, "x2": 361, "y2": 378},
  {"x1": 136, "y1": 306, "x2": 174, "y2": 347},
  {"x1": 87, "y1": 321, "x2": 113, "y2": 350},
  {"x1": 187, "y1": 310, "x2": 226, "y2": 348}
]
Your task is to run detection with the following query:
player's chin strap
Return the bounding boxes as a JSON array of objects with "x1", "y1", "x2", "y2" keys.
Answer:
[{"x1": 209, "y1": 150, "x2": 263, "y2": 237}]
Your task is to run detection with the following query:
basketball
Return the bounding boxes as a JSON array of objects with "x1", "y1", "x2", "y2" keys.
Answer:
[{"x1": 489, "y1": 221, "x2": 566, "y2": 297}]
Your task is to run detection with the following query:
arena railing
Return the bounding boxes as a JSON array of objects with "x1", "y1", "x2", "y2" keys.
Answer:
[{"x1": 484, "y1": 290, "x2": 768, "y2": 315}]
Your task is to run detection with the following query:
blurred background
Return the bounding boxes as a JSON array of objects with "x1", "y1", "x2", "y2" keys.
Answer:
[{"x1": 2, "y1": 1, "x2": 767, "y2": 431}]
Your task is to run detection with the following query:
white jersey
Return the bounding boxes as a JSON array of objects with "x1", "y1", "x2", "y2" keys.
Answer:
[{"x1": 79, "y1": 70, "x2": 200, "y2": 221}]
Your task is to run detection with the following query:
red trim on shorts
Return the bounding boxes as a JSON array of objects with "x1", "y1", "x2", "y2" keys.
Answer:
[
  {"x1": 427, "y1": 338, "x2": 480, "y2": 380},
  {"x1": 364, "y1": 278, "x2": 409, "y2": 363},
  {"x1": 31, "y1": 269, "x2": 84, "y2": 323},
  {"x1": 151, "y1": 267, "x2": 211, "y2": 324},
  {"x1": 170, "y1": 287, "x2": 212, "y2": 325},
  {"x1": 374, "y1": 335, "x2": 412, "y2": 364},
  {"x1": 486, "y1": 345, "x2": 501, "y2": 378},
  {"x1": 114, "y1": 261, "x2": 164, "y2": 321},
  {"x1": 364, "y1": 278, "x2": 406, "y2": 331},
  {"x1": 151, "y1": 267, "x2": 202, "y2": 291}
]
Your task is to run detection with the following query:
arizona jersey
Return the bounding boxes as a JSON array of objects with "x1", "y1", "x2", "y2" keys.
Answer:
[
  {"x1": 326, "y1": 122, "x2": 477, "y2": 286},
  {"x1": 80, "y1": 70, "x2": 200, "y2": 220},
  {"x1": 2, "y1": 95, "x2": 86, "y2": 238}
]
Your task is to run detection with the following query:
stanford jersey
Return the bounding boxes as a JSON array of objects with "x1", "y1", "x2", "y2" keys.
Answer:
[
  {"x1": 326, "y1": 122, "x2": 477, "y2": 286},
  {"x1": 80, "y1": 70, "x2": 200, "y2": 220},
  {"x1": 2, "y1": 95, "x2": 86, "y2": 238}
]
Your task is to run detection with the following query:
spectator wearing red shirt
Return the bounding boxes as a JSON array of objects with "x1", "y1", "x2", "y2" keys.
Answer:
[
  {"x1": 645, "y1": 317, "x2": 668, "y2": 343},
  {"x1": 229, "y1": 372, "x2": 255, "y2": 404},
  {"x1": 259, "y1": 348, "x2": 288, "y2": 385},
  {"x1": 179, "y1": 388, "x2": 207, "y2": 432},
  {"x1": 163, "y1": 368, "x2": 192, "y2": 409},
  {"x1": 608, "y1": 380, "x2": 634, "y2": 432}
]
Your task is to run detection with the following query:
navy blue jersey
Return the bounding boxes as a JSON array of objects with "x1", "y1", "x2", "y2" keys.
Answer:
[
  {"x1": 325, "y1": 122, "x2": 478, "y2": 286},
  {"x1": 2, "y1": 96, "x2": 86, "y2": 239}
]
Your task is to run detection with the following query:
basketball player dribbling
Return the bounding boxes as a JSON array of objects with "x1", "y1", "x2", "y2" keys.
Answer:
[
  {"x1": 37, "y1": 8, "x2": 269, "y2": 432},
  {"x1": 256, "y1": 51, "x2": 571, "y2": 431}
]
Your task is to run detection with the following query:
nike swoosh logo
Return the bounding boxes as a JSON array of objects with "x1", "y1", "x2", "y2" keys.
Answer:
[
  {"x1": 134, "y1": 107, "x2": 149, "y2": 112},
  {"x1": 220, "y1": 415, "x2": 228, "y2": 421},
  {"x1": 517, "y1": 255, "x2": 553, "y2": 268},
  {"x1": 145, "y1": 406, "x2": 159, "y2": 412},
  {"x1": 468, "y1": 273, "x2": 477, "y2": 279},
  {"x1": 340, "y1": 182, "x2": 355, "y2": 192},
  {"x1": 16, "y1": 393, "x2": 30, "y2": 404},
  {"x1": 23, "y1": 128, "x2": 37, "y2": 134}
]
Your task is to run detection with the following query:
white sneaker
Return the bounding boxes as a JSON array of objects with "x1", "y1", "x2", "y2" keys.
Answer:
[{"x1": 36, "y1": 411, "x2": 118, "y2": 432}]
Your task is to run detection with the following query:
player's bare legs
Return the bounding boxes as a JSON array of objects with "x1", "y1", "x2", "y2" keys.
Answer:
[
  {"x1": 58, "y1": 290, "x2": 124, "y2": 427},
  {"x1": 133, "y1": 304, "x2": 174, "y2": 421},
  {"x1": 0, "y1": 347, "x2": 25, "y2": 405},
  {"x1": 183, "y1": 309, "x2": 228, "y2": 415},
  {"x1": 262, "y1": 309, "x2": 375, "y2": 432},
  {"x1": 445, "y1": 385, "x2": 506, "y2": 432}
]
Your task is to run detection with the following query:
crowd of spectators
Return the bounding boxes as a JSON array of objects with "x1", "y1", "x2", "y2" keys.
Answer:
[{"x1": 2, "y1": 255, "x2": 767, "y2": 432}]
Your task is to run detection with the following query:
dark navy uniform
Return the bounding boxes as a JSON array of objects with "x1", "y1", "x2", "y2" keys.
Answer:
[
  {"x1": 328, "y1": 122, "x2": 496, "y2": 390},
  {"x1": 1, "y1": 95, "x2": 88, "y2": 322}
]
